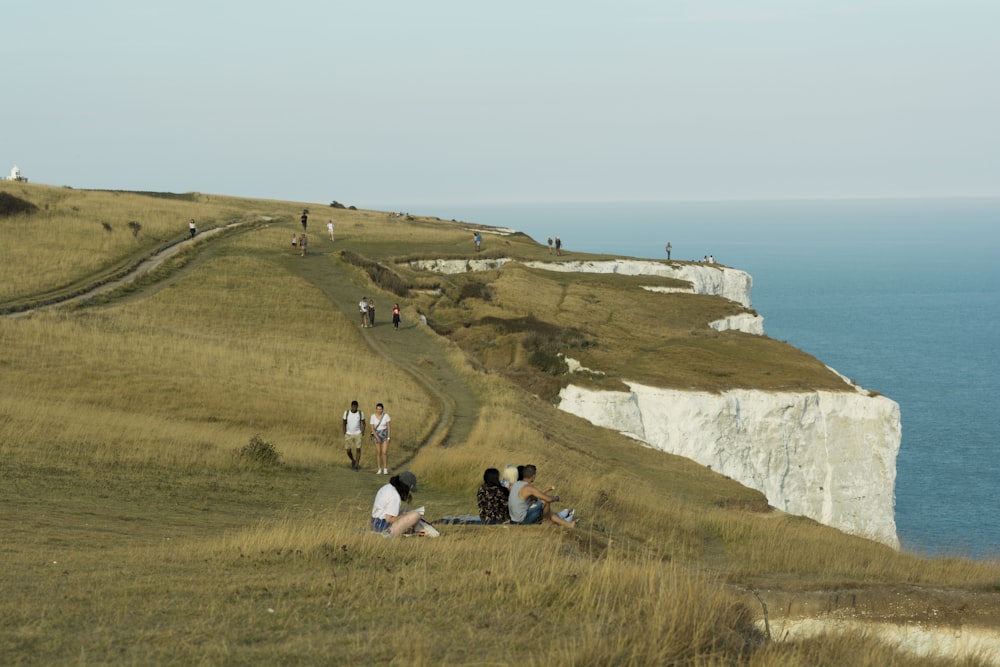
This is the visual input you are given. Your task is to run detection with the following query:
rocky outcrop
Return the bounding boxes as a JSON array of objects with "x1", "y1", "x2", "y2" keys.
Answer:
[
  {"x1": 408, "y1": 257, "x2": 754, "y2": 308},
  {"x1": 525, "y1": 259, "x2": 753, "y2": 307},
  {"x1": 411, "y1": 251, "x2": 899, "y2": 546},
  {"x1": 709, "y1": 312, "x2": 765, "y2": 335},
  {"x1": 407, "y1": 258, "x2": 512, "y2": 274},
  {"x1": 558, "y1": 380, "x2": 901, "y2": 548}
]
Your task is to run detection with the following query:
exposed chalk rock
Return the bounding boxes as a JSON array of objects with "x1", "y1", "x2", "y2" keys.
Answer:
[{"x1": 558, "y1": 380, "x2": 901, "y2": 548}]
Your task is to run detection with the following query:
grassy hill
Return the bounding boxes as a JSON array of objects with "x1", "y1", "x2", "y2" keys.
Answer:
[{"x1": 2, "y1": 181, "x2": 998, "y2": 666}]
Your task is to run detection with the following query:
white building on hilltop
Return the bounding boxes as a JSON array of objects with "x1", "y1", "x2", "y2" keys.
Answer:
[{"x1": 4, "y1": 165, "x2": 28, "y2": 182}]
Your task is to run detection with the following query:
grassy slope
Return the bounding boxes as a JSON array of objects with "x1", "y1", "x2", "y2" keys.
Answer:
[{"x1": 1, "y1": 182, "x2": 999, "y2": 666}]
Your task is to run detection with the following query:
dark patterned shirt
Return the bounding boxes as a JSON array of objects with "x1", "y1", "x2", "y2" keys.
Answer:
[{"x1": 477, "y1": 484, "x2": 509, "y2": 524}]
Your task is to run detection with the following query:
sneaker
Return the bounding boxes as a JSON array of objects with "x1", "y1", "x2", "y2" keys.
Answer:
[{"x1": 375, "y1": 469, "x2": 382, "y2": 475}]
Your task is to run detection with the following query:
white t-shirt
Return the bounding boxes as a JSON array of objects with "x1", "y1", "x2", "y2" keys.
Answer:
[
  {"x1": 343, "y1": 409, "x2": 365, "y2": 435},
  {"x1": 359, "y1": 300, "x2": 368, "y2": 313},
  {"x1": 370, "y1": 412, "x2": 391, "y2": 435},
  {"x1": 371, "y1": 483, "x2": 401, "y2": 520}
]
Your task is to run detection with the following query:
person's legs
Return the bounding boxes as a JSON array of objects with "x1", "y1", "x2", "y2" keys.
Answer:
[
  {"x1": 389, "y1": 511, "x2": 422, "y2": 537},
  {"x1": 544, "y1": 502, "x2": 576, "y2": 528},
  {"x1": 345, "y1": 433, "x2": 360, "y2": 469},
  {"x1": 376, "y1": 441, "x2": 389, "y2": 473}
]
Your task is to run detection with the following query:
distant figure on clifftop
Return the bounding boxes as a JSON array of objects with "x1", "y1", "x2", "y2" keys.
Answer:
[
  {"x1": 188, "y1": 219, "x2": 197, "y2": 239},
  {"x1": 665, "y1": 242, "x2": 672, "y2": 260},
  {"x1": 300, "y1": 209, "x2": 308, "y2": 231},
  {"x1": 547, "y1": 237, "x2": 553, "y2": 254},
  {"x1": 554, "y1": 237, "x2": 562, "y2": 255}
]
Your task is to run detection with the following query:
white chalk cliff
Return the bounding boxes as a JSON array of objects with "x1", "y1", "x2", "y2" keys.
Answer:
[
  {"x1": 409, "y1": 258, "x2": 754, "y2": 309},
  {"x1": 559, "y1": 381, "x2": 901, "y2": 547},
  {"x1": 412, "y1": 255, "x2": 901, "y2": 546},
  {"x1": 524, "y1": 259, "x2": 754, "y2": 307}
]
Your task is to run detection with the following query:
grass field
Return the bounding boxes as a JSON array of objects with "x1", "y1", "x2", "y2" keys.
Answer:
[{"x1": 2, "y1": 181, "x2": 999, "y2": 666}]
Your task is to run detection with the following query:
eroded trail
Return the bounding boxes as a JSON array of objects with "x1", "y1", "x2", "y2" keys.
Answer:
[
  {"x1": 281, "y1": 247, "x2": 482, "y2": 454},
  {"x1": 4, "y1": 222, "x2": 481, "y2": 455}
]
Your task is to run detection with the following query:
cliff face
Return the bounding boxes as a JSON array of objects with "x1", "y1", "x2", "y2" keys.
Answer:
[
  {"x1": 410, "y1": 256, "x2": 901, "y2": 547},
  {"x1": 523, "y1": 259, "x2": 754, "y2": 307},
  {"x1": 558, "y1": 381, "x2": 901, "y2": 548}
]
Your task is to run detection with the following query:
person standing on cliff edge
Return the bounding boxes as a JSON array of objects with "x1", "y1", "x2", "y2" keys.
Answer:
[{"x1": 666, "y1": 242, "x2": 672, "y2": 260}]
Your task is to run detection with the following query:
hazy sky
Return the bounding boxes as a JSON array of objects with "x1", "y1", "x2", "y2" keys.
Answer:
[{"x1": 3, "y1": 1, "x2": 998, "y2": 208}]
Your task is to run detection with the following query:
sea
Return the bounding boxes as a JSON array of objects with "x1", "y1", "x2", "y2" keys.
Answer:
[{"x1": 379, "y1": 197, "x2": 1000, "y2": 559}]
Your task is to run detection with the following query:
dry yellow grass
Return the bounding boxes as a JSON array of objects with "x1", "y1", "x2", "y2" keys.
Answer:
[{"x1": 1, "y1": 185, "x2": 998, "y2": 666}]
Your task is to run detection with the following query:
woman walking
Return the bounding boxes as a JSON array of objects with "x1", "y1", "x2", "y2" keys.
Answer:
[{"x1": 370, "y1": 403, "x2": 392, "y2": 475}]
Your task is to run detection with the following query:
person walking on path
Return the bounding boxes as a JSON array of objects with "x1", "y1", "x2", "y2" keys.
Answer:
[
  {"x1": 300, "y1": 209, "x2": 308, "y2": 231},
  {"x1": 666, "y1": 242, "x2": 672, "y2": 260},
  {"x1": 342, "y1": 400, "x2": 366, "y2": 470},
  {"x1": 299, "y1": 233, "x2": 308, "y2": 256},
  {"x1": 359, "y1": 297, "x2": 370, "y2": 328},
  {"x1": 370, "y1": 402, "x2": 392, "y2": 475},
  {"x1": 547, "y1": 237, "x2": 553, "y2": 254},
  {"x1": 188, "y1": 219, "x2": 197, "y2": 239},
  {"x1": 368, "y1": 298, "x2": 376, "y2": 327},
  {"x1": 327, "y1": 220, "x2": 335, "y2": 241},
  {"x1": 473, "y1": 232, "x2": 482, "y2": 252},
  {"x1": 392, "y1": 303, "x2": 401, "y2": 330},
  {"x1": 554, "y1": 237, "x2": 562, "y2": 255}
]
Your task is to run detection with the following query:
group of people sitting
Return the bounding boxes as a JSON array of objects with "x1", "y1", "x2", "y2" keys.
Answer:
[
  {"x1": 477, "y1": 464, "x2": 577, "y2": 527},
  {"x1": 370, "y1": 464, "x2": 578, "y2": 539}
]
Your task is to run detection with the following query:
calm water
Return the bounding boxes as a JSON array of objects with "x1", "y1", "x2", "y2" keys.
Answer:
[{"x1": 381, "y1": 198, "x2": 1000, "y2": 558}]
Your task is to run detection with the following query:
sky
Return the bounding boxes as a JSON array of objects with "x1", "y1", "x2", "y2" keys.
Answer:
[{"x1": 3, "y1": 1, "x2": 999, "y2": 208}]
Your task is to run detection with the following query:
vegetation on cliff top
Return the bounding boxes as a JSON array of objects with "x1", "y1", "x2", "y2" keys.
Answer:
[{"x1": 1, "y1": 181, "x2": 998, "y2": 666}]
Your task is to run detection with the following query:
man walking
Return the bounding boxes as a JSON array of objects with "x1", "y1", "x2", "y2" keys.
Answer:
[{"x1": 342, "y1": 400, "x2": 366, "y2": 470}]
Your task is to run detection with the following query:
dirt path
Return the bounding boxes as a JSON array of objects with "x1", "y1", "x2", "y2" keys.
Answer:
[
  {"x1": 281, "y1": 246, "x2": 481, "y2": 454},
  {"x1": 5, "y1": 222, "x2": 481, "y2": 457},
  {"x1": 4, "y1": 220, "x2": 253, "y2": 318}
]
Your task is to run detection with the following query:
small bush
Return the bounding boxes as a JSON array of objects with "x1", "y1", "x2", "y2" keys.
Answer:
[
  {"x1": 0, "y1": 192, "x2": 39, "y2": 217},
  {"x1": 237, "y1": 435, "x2": 283, "y2": 467},
  {"x1": 339, "y1": 250, "x2": 410, "y2": 297},
  {"x1": 127, "y1": 221, "x2": 142, "y2": 237},
  {"x1": 458, "y1": 280, "x2": 493, "y2": 302}
]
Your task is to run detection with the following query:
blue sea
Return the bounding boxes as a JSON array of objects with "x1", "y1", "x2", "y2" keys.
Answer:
[{"x1": 381, "y1": 198, "x2": 1000, "y2": 559}]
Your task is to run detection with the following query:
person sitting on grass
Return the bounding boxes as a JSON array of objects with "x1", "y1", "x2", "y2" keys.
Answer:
[
  {"x1": 477, "y1": 468, "x2": 510, "y2": 524},
  {"x1": 508, "y1": 464, "x2": 576, "y2": 528},
  {"x1": 371, "y1": 472, "x2": 422, "y2": 537}
]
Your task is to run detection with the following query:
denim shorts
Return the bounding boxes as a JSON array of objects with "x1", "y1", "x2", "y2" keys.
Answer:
[
  {"x1": 515, "y1": 502, "x2": 543, "y2": 525},
  {"x1": 371, "y1": 517, "x2": 391, "y2": 533}
]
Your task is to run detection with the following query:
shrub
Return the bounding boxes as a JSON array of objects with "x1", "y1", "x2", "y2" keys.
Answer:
[
  {"x1": 0, "y1": 192, "x2": 39, "y2": 217},
  {"x1": 339, "y1": 250, "x2": 410, "y2": 297},
  {"x1": 237, "y1": 435, "x2": 283, "y2": 466},
  {"x1": 458, "y1": 280, "x2": 493, "y2": 302}
]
